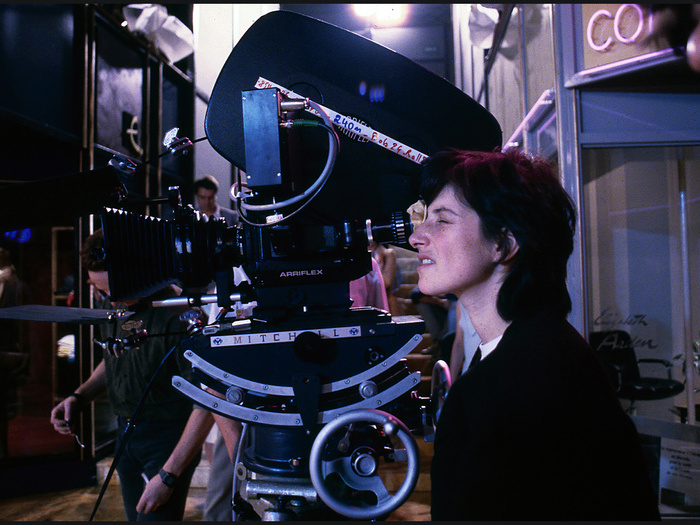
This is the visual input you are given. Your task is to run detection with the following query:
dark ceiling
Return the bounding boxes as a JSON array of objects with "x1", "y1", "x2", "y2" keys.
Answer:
[{"x1": 279, "y1": 4, "x2": 452, "y2": 33}]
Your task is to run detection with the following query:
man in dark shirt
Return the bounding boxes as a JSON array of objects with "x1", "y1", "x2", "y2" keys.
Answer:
[
  {"x1": 50, "y1": 229, "x2": 207, "y2": 521},
  {"x1": 193, "y1": 175, "x2": 239, "y2": 226}
]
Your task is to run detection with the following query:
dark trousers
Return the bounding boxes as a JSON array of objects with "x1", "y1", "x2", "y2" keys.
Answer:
[{"x1": 115, "y1": 416, "x2": 201, "y2": 521}]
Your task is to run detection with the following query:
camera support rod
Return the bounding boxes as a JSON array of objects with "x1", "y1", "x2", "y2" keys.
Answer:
[{"x1": 151, "y1": 293, "x2": 243, "y2": 308}]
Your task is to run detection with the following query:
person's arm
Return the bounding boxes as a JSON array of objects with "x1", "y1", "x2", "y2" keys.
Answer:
[
  {"x1": 379, "y1": 248, "x2": 398, "y2": 292},
  {"x1": 136, "y1": 407, "x2": 215, "y2": 514},
  {"x1": 367, "y1": 257, "x2": 389, "y2": 310},
  {"x1": 203, "y1": 389, "x2": 244, "y2": 462},
  {"x1": 212, "y1": 413, "x2": 243, "y2": 461},
  {"x1": 50, "y1": 360, "x2": 107, "y2": 435}
]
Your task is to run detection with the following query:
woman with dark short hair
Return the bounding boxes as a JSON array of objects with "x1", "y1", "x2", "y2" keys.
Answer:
[{"x1": 409, "y1": 148, "x2": 660, "y2": 520}]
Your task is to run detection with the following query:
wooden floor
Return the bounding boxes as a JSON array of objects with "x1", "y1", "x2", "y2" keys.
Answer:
[
  {"x1": 0, "y1": 482, "x2": 205, "y2": 522},
  {"x1": 0, "y1": 438, "x2": 433, "y2": 521},
  {"x1": 0, "y1": 486, "x2": 430, "y2": 522}
]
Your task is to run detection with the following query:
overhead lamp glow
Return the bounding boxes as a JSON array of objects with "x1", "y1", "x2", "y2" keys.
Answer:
[
  {"x1": 353, "y1": 4, "x2": 408, "y2": 26},
  {"x1": 353, "y1": 4, "x2": 376, "y2": 18},
  {"x1": 377, "y1": 5, "x2": 407, "y2": 23}
]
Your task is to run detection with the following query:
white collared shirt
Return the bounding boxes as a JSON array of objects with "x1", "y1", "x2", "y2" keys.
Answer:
[
  {"x1": 478, "y1": 334, "x2": 503, "y2": 360},
  {"x1": 460, "y1": 303, "x2": 482, "y2": 375},
  {"x1": 200, "y1": 205, "x2": 221, "y2": 221}
]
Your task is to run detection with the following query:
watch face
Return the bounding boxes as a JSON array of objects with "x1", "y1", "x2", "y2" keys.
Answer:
[{"x1": 159, "y1": 469, "x2": 176, "y2": 487}]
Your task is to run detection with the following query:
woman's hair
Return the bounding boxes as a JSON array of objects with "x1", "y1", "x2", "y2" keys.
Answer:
[{"x1": 419, "y1": 148, "x2": 576, "y2": 320}]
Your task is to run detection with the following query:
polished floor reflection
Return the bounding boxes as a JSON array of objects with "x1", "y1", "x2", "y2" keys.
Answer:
[
  {"x1": 0, "y1": 439, "x2": 433, "y2": 521},
  {"x1": 0, "y1": 482, "x2": 203, "y2": 521}
]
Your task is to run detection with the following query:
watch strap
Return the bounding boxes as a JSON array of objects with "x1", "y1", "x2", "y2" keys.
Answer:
[
  {"x1": 158, "y1": 468, "x2": 177, "y2": 488},
  {"x1": 70, "y1": 392, "x2": 85, "y2": 407}
]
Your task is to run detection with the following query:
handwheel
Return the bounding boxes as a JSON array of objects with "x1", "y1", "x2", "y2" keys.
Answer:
[
  {"x1": 308, "y1": 409, "x2": 420, "y2": 520},
  {"x1": 430, "y1": 359, "x2": 452, "y2": 432}
]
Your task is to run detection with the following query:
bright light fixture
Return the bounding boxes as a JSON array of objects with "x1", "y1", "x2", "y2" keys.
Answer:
[
  {"x1": 353, "y1": 4, "x2": 376, "y2": 18},
  {"x1": 376, "y1": 4, "x2": 407, "y2": 24},
  {"x1": 353, "y1": 4, "x2": 408, "y2": 26}
]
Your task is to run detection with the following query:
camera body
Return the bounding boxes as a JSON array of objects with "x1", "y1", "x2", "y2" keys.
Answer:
[{"x1": 100, "y1": 10, "x2": 501, "y2": 520}]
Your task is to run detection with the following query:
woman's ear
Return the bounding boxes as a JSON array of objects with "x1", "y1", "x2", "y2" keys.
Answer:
[{"x1": 497, "y1": 230, "x2": 519, "y2": 264}]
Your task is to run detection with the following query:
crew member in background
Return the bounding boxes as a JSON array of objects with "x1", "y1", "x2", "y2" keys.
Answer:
[
  {"x1": 349, "y1": 255, "x2": 389, "y2": 311},
  {"x1": 369, "y1": 241, "x2": 402, "y2": 316},
  {"x1": 193, "y1": 175, "x2": 239, "y2": 226},
  {"x1": 193, "y1": 175, "x2": 245, "y2": 520},
  {"x1": 49, "y1": 228, "x2": 241, "y2": 521}
]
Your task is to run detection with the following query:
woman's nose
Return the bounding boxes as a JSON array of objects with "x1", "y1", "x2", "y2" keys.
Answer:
[{"x1": 409, "y1": 223, "x2": 425, "y2": 249}]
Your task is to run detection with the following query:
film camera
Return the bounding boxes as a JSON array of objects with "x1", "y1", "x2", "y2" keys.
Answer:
[{"x1": 99, "y1": 11, "x2": 501, "y2": 520}]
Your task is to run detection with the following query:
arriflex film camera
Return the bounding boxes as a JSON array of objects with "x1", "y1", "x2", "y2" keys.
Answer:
[{"x1": 99, "y1": 11, "x2": 502, "y2": 521}]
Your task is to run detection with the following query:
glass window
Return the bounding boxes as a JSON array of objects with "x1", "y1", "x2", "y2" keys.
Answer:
[
  {"x1": 160, "y1": 68, "x2": 193, "y2": 188},
  {"x1": 582, "y1": 146, "x2": 700, "y2": 422},
  {"x1": 522, "y1": 4, "x2": 555, "y2": 112},
  {"x1": 487, "y1": 10, "x2": 524, "y2": 142},
  {"x1": 487, "y1": 4, "x2": 556, "y2": 143},
  {"x1": 95, "y1": 21, "x2": 145, "y2": 159},
  {"x1": 685, "y1": 146, "x2": 700, "y2": 406}
]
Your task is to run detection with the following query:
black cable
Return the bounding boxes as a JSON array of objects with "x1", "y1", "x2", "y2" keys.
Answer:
[
  {"x1": 88, "y1": 342, "x2": 179, "y2": 521},
  {"x1": 127, "y1": 136, "x2": 209, "y2": 169}
]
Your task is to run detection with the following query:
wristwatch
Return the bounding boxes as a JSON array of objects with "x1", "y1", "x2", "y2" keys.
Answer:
[
  {"x1": 70, "y1": 392, "x2": 85, "y2": 407},
  {"x1": 158, "y1": 468, "x2": 177, "y2": 488}
]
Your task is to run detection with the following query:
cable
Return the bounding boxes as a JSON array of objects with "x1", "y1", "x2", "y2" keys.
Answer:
[
  {"x1": 141, "y1": 136, "x2": 208, "y2": 167},
  {"x1": 88, "y1": 342, "x2": 180, "y2": 521},
  {"x1": 238, "y1": 118, "x2": 338, "y2": 215},
  {"x1": 113, "y1": 135, "x2": 207, "y2": 175},
  {"x1": 238, "y1": 101, "x2": 340, "y2": 226}
]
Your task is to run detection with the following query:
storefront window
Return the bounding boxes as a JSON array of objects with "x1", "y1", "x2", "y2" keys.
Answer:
[
  {"x1": 521, "y1": 4, "x2": 554, "y2": 112},
  {"x1": 488, "y1": 4, "x2": 556, "y2": 142},
  {"x1": 582, "y1": 146, "x2": 700, "y2": 422}
]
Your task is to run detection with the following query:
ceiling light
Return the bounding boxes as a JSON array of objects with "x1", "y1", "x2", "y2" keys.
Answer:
[
  {"x1": 353, "y1": 4, "x2": 376, "y2": 19},
  {"x1": 375, "y1": 4, "x2": 408, "y2": 25},
  {"x1": 353, "y1": 4, "x2": 408, "y2": 27}
]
